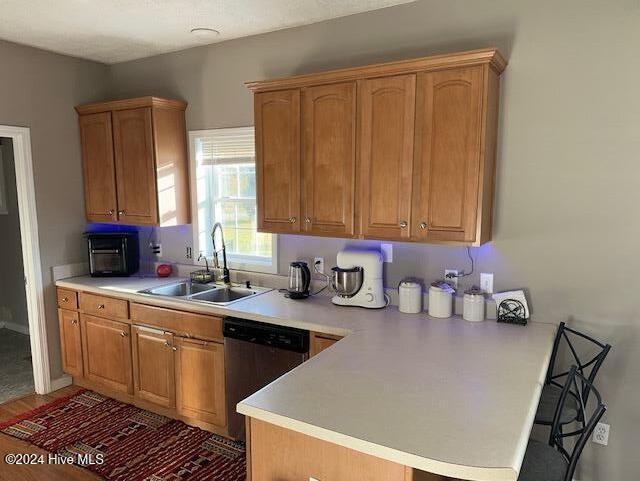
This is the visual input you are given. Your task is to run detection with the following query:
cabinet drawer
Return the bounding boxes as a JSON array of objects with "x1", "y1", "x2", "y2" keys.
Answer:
[
  {"x1": 80, "y1": 292, "x2": 129, "y2": 319},
  {"x1": 130, "y1": 303, "x2": 223, "y2": 341},
  {"x1": 57, "y1": 288, "x2": 78, "y2": 310}
]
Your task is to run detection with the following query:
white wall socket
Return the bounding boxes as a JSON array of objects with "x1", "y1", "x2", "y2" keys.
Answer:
[
  {"x1": 592, "y1": 422, "x2": 610, "y2": 446},
  {"x1": 444, "y1": 269, "x2": 459, "y2": 288},
  {"x1": 381, "y1": 243, "x2": 393, "y2": 262},
  {"x1": 480, "y1": 273, "x2": 494, "y2": 294},
  {"x1": 314, "y1": 257, "x2": 325, "y2": 274}
]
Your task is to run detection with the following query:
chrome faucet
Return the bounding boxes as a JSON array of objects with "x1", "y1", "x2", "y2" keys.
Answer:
[{"x1": 211, "y1": 222, "x2": 230, "y2": 285}]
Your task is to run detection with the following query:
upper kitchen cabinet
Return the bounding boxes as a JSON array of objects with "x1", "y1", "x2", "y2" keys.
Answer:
[
  {"x1": 75, "y1": 97, "x2": 190, "y2": 226},
  {"x1": 412, "y1": 66, "x2": 493, "y2": 244},
  {"x1": 359, "y1": 74, "x2": 416, "y2": 240},
  {"x1": 246, "y1": 48, "x2": 506, "y2": 245},
  {"x1": 301, "y1": 82, "x2": 356, "y2": 237},
  {"x1": 255, "y1": 89, "x2": 301, "y2": 233}
]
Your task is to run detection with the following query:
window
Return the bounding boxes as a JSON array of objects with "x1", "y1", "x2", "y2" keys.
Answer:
[{"x1": 189, "y1": 127, "x2": 277, "y2": 273}]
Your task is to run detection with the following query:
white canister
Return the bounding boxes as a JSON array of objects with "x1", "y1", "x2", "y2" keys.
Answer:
[
  {"x1": 399, "y1": 281, "x2": 422, "y2": 314},
  {"x1": 428, "y1": 281, "x2": 455, "y2": 318},
  {"x1": 463, "y1": 287, "x2": 486, "y2": 322}
]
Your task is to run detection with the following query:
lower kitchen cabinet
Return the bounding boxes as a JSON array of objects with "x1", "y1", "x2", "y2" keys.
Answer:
[
  {"x1": 175, "y1": 337, "x2": 226, "y2": 428},
  {"x1": 310, "y1": 331, "x2": 343, "y2": 357},
  {"x1": 132, "y1": 326, "x2": 176, "y2": 408},
  {"x1": 81, "y1": 314, "x2": 133, "y2": 394},
  {"x1": 249, "y1": 418, "x2": 412, "y2": 481},
  {"x1": 58, "y1": 309, "x2": 83, "y2": 378}
]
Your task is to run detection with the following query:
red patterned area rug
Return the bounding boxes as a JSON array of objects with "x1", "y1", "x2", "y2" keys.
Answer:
[{"x1": 0, "y1": 389, "x2": 246, "y2": 480}]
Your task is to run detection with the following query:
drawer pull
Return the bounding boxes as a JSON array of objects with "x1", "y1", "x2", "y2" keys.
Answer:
[
  {"x1": 164, "y1": 340, "x2": 177, "y2": 351},
  {"x1": 419, "y1": 221, "x2": 428, "y2": 230},
  {"x1": 97, "y1": 304, "x2": 105, "y2": 309},
  {"x1": 399, "y1": 221, "x2": 408, "y2": 229},
  {"x1": 71, "y1": 319, "x2": 78, "y2": 325},
  {"x1": 120, "y1": 331, "x2": 128, "y2": 337},
  {"x1": 61, "y1": 297, "x2": 69, "y2": 302}
]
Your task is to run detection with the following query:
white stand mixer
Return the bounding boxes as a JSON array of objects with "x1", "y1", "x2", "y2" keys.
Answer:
[{"x1": 331, "y1": 250, "x2": 386, "y2": 308}]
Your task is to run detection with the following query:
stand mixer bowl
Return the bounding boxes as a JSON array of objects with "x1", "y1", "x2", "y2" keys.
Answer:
[{"x1": 331, "y1": 266, "x2": 363, "y2": 297}]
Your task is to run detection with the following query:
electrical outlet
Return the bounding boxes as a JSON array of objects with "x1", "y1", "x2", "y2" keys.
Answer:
[
  {"x1": 185, "y1": 246, "x2": 193, "y2": 259},
  {"x1": 314, "y1": 257, "x2": 325, "y2": 274},
  {"x1": 381, "y1": 243, "x2": 393, "y2": 263},
  {"x1": 592, "y1": 422, "x2": 610, "y2": 445},
  {"x1": 480, "y1": 273, "x2": 494, "y2": 294},
  {"x1": 150, "y1": 243, "x2": 162, "y2": 257},
  {"x1": 444, "y1": 269, "x2": 459, "y2": 288}
]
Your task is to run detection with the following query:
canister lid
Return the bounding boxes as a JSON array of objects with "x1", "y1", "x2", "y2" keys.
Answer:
[
  {"x1": 464, "y1": 286, "x2": 485, "y2": 297},
  {"x1": 430, "y1": 280, "x2": 455, "y2": 293},
  {"x1": 399, "y1": 281, "x2": 421, "y2": 289}
]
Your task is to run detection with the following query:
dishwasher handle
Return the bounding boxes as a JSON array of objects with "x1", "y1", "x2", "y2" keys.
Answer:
[{"x1": 223, "y1": 317, "x2": 309, "y2": 354}]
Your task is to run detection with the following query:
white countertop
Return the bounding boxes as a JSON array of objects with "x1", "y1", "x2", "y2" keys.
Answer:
[{"x1": 56, "y1": 275, "x2": 556, "y2": 481}]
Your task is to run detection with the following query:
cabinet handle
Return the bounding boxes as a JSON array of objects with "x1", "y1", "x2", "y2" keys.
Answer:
[
  {"x1": 107, "y1": 209, "x2": 115, "y2": 216},
  {"x1": 164, "y1": 340, "x2": 177, "y2": 351},
  {"x1": 97, "y1": 304, "x2": 105, "y2": 309},
  {"x1": 304, "y1": 217, "x2": 312, "y2": 224},
  {"x1": 288, "y1": 217, "x2": 297, "y2": 224},
  {"x1": 61, "y1": 297, "x2": 69, "y2": 303},
  {"x1": 120, "y1": 331, "x2": 128, "y2": 337},
  {"x1": 118, "y1": 210, "x2": 126, "y2": 216},
  {"x1": 399, "y1": 221, "x2": 408, "y2": 229},
  {"x1": 419, "y1": 222, "x2": 428, "y2": 230},
  {"x1": 71, "y1": 319, "x2": 78, "y2": 325}
]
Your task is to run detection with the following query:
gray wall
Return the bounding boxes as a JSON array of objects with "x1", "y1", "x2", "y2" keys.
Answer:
[
  {"x1": 0, "y1": 139, "x2": 28, "y2": 330},
  {"x1": 0, "y1": 39, "x2": 109, "y2": 376},
  {"x1": 108, "y1": 1, "x2": 640, "y2": 479}
]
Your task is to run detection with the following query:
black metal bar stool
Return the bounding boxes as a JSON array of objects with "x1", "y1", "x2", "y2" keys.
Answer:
[
  {"x1": 519, "y1": 365, "x2": 606, "y2": 481},
  {"x1": 535, "y1": 321, "x2": 610, "y2": 426}
]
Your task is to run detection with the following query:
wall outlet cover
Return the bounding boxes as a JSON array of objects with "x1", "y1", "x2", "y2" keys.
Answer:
[
  {"x1": 381, "y1": 243, "x2": 393, "y2": 263},
  {"x1": 592, "y1": 422, "x2": 610, "y2": 445},
  {"x1": 445, "y1": 269, "x2": 459, "y2": 288},
  {"x1": 480, "y1": 273, "x2": 494, "y2": 294}
]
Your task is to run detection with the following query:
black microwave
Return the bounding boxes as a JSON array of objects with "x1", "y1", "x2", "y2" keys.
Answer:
[{"x1": 86, "y1": 232, "x2": 139, "y2": 277}]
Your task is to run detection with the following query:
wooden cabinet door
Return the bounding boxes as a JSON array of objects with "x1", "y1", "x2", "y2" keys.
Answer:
[
  {"x1": 359, "y1": 75, "x2": 416, "y2": 240},
  {"x1": 81, "y1": 314, "x2": 133, "y2": 394},
  {"x1": 113, "y1": 107, "x2": 158, "y2": 225},
  {"x1": 58, "y1": 309, "x2": 83, "y2": 378},
  {"x1": 175, "y1": 337, "x2": 226, "y2": 427},
  {"x1": 132, "y1": 326, "x2": 175, "y2": 408},
  {"x1": 250, "y1": 418, "x2": 409, "y2": 481},
  {"x1": 412, "y1": 67, "x2": 484, "y2": 243},
  {"x1": 310, "y1": 332, "x2": 343, "y2": 357},
  {"x1": 79, "y1": 112, "x2": 118, "y2": 223},
  {"x1": 301, "y1": 82, "x2": 356, "y2": 237},
  {"x1": 255, "y1": 90, "x2": 301, "y2": 233}
]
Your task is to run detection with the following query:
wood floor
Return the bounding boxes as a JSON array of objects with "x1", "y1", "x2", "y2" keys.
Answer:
[{"x1": 0, "y1": 386, "x2": 101, "y2": 480}]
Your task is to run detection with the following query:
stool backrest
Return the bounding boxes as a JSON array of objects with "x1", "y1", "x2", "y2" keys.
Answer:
[
  {"x1": 550, "y1": 365, "x2": 606, "y2": 481},
  {"x1": 547, "y1": 322, "x2": 611, "y2": 405}
]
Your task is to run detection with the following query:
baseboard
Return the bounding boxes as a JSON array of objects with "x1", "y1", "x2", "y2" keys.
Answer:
[
  {"x1": 0, "y1": 320, "x2": 30, "y2": 335},
  {"x1": 49, "y1": 374, "x2": 73, "y2": 392}
]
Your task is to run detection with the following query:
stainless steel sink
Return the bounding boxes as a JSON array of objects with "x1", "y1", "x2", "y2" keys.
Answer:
[
  {"x1": 190, "y1": 286, "x2": 261, "y2": 305},
  {"x1": 140, "y1": 281, "x2": 213, "y2": 298},
  {"x1": 138, "y1": 281, "x2": 271, "y2": 306}
]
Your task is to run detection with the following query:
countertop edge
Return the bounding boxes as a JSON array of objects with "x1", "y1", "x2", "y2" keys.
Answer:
[
  {"x1": 237, "y1": 402, "x2": 517, "y2": 481},
  {"x1": 55, "y1": 278, "x2": 353, "y2": 337}
]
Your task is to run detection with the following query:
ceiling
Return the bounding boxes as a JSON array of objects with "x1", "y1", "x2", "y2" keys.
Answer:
[{"x1": 0, "y1": 0, "x2": 414, "y2": 64}]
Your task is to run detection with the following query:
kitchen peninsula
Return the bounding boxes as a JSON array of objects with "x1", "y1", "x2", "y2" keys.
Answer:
[{"x1": 56, "y1": 275, "x2": 556, "y2": 481}]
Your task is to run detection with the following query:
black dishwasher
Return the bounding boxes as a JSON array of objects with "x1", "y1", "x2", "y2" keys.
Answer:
[{"x1": 223, "y1": 317, "x2": 309, "y2": 440}]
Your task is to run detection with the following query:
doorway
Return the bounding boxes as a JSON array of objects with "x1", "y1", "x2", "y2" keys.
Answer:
[{"x1": 0, "y1": 137, "x2": 34, "y2": 402}]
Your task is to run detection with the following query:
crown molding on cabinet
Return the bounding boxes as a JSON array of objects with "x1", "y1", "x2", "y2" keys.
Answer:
[
  {"x1": 245, "y1": 47, "x2": 506, "y2": 92},
  {"x1": 75, "y1": 96, "x2": 187, "y2": 115}
]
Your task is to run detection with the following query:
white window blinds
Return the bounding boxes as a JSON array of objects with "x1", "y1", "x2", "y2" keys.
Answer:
[{"x1": 196, "y1": 126, "x2": 255, "y2": 166}]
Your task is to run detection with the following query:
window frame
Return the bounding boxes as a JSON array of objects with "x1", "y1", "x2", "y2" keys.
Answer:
[{"x1": 188, "y1": 127, "x2": 278, "y2": 274}]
